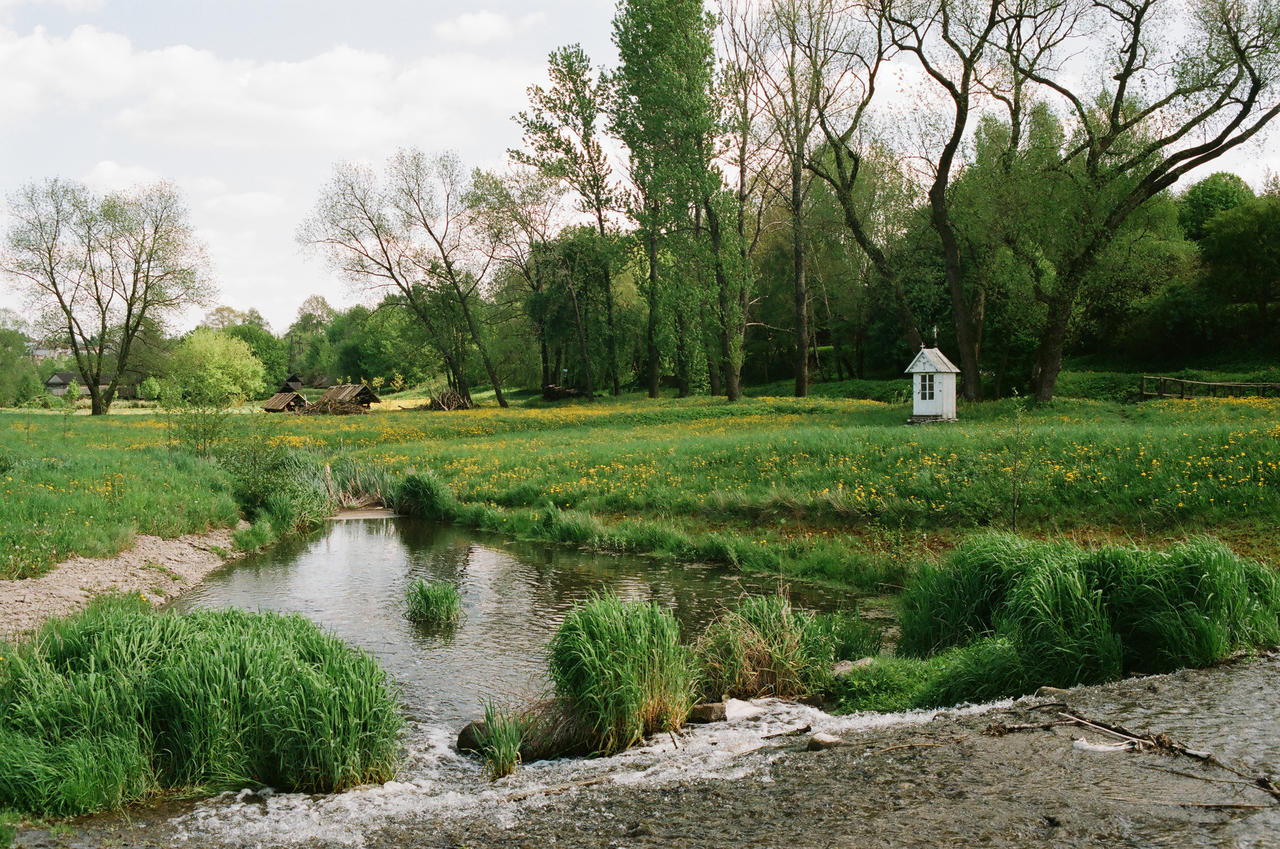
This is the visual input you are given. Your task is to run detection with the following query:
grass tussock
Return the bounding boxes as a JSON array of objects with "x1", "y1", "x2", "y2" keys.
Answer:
[
  {"x1": 831, "y1": 534, "x2": 1280, "y2": 714},
  {"x1": 405, "y1": 579, "x2": 462, "y2": 627},
  {"x1": 547, "y1": 595, "x2": 698, "y2": 756},
  {"x1": 697, "y1": 596, "x2": 881, "y2": 701},
  {"x1": 475, "y1": 700, "x2": 523, "y2": 780},
  {"x1": 0, "y1": 595, "x2": 403, "y2": 817}
]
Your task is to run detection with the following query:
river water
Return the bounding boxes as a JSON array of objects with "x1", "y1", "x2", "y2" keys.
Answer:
[{"x1": 15, "y1": 518, "x2": 1280, "y2": 848}]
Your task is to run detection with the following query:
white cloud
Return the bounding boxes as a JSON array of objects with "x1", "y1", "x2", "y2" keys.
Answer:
[{"x1": 431, "y1": 10, "x2": 544, "y2": 47}]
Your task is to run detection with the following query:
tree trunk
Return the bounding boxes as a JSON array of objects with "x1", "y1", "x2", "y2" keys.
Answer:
[
  {"x1": 646, "y1": 225, "x2": 661, "y2": 399},
  {"x1": 791, "y1": 157, "x2": 808, "y2": 398},
  {"x1": 703, "y1": 194, "x2": 742, "y2": 402}
]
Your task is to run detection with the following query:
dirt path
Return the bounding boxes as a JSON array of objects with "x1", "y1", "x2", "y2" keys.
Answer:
[{"x1": 0, "y1": 528, "x2": 244, "y2": 640}]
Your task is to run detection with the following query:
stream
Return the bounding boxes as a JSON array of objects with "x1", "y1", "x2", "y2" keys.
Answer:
[{"x1": 14, "y1": 517, "x2": 1280, "y2": 848}]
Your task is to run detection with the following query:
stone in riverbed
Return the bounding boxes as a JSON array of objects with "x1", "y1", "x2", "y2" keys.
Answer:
[
  {"x1": 833, "y1": 658, "x2": 876, "y2": 677},
  {"x1": 688, "y1": 702, "x2": 727, "y2": 724},
  {"x1": 806, "y1": 732, "x2": 845, "y2": 751},
  {"x1": 457, "y1": 720, "x2": 486, "y2": 753}
]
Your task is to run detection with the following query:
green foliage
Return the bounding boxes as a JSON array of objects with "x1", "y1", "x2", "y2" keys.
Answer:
[
  {"x1": 215, "y1": 434, "x2": 333, "y2": 536},
  {"x1": 547, "y1": 595, "x2": 697, "y2": 755},
  {"x1": 696, "y1": 595, "x2": 877, "y2": 701},
  {"x1": 1179, "y1": 171, "x2": 1255, "y2": 241},
  {"x1": 392, "y1": 472, "x2": 458, "y2": 521},
  {"x1": 0, "y1": 596, "x2": 403, "y2": 817},
  {"x1": 1200, "y1": 195, "x2": 1280, "y2": 329},
  {"x1": 168, "y1": 328, "x2": 267, "y2": 407},
  {"x1": 404, "y1": 579, "x2": 461, "y2": 627},
  {"x1": 476, "y1": 700, "x2": 524, "y2": 780},
  {"x1": 885, "y1": 534, "x2": 1280, "y2": 709}
]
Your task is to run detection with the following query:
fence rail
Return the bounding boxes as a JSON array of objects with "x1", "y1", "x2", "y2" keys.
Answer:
[{"x1": 1139, "y1": 376, "x2": 1280, "y2": 401}]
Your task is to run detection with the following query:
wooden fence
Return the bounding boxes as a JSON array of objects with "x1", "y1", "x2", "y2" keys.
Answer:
[{"x1": 1140, "y1": 376, "x2": 1280, "y2": 401}]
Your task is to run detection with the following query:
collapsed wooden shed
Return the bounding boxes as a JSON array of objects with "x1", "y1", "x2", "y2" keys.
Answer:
[
  {"x1": 304, "y1": 383, "x2": 380, "y2": 414},
  {"x1": 279, "y1": 374, "x2": 304, "y2": 393},
  {"x1": 263, "y1": 391, "x2": 310, "y2": 413}
]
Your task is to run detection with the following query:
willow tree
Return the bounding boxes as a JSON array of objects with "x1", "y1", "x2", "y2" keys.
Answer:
[{"x1": 3, "y1": 179, "x2": 210, "y2": 415}]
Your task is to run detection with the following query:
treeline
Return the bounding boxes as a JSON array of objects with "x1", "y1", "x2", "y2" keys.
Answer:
[
  {"x1": 5, "y1": 0, "x2": 1279, "y2": 412},
  {"x1": 298, "y1": 0, "x2": 1280, "y2": 405}
]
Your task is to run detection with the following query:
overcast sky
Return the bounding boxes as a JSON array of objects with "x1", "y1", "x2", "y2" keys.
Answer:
[
  {"x1": 2, "y1": 0, "x2": 1278, "y2": 335},
  {"x1": 0, "y1": 0, "x2": 618, "y2": 332}
]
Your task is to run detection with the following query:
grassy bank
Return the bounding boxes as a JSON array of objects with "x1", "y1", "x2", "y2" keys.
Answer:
[
  {"x1": 0, "y1": 595, "x2": 402, "y2": 818},
  {"x1": 4, "y1": 394, "x2": 1278, "y2": 589}
]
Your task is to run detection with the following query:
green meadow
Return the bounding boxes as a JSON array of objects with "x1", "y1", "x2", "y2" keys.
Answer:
[{"x1": 2, "y1": 393, "x2": 1277, "y2": 587}]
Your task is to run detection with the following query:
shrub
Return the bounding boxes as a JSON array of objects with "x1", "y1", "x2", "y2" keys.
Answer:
[
  {"x1": 405, "y1": 579, "x2": 461, "y2": 628},
  {"x1": 547, "y1": 595, "x2": 697, "y2": 755},
  {"x1": 890, "y1": 533, "x2": 1280, "y2": 709},
  {"x1": 0, "y1": 596, "x2": 403, "y2": 817},
  {"x1": 697, "y1": 595, "x2": 826, "y2": 700}
]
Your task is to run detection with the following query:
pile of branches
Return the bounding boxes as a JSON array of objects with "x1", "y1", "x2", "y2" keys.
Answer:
[
  {"x1": 422, "y1": 388, "x2": 473, "y2": 411},
  {"x1": 302, "y1": 398, "x2": 369, "y2": 416}
]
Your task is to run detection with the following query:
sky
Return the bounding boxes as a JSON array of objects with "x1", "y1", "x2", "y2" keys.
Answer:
[
  {"x1": 2, "y1": 0, "x2": 1278, "y2": 336},
  {"x1": 0, "y1": 0, "x2": 618, "y2": 333}
]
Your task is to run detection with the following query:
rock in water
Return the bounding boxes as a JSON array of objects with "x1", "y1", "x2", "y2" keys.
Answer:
[
  {"x1": 807, "y1": 732, "x2": 845, "y2": 751},
  {"x1": 688, "y1": 702, "x2": 727, "y2": 723},
  {"x1": 724, "y1": 699, "x2": 765, "y2": 721},
  {"x1": 457, "y1": 720, "x2": 486, "y2": 753}
]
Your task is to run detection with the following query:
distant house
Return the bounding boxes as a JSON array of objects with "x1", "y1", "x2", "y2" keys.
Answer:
[
  {"x1": 279, "y1": 374, "x2": 304, "y2": 393},
  {"x1": 310, "y1": 375, "x2": 334, "y2": 389},
  {"x1": 263, "y1": 391, "x2": 309, "y2": 413},
  {"x1": 44, "y1": 372, "x2": 82, "y2": 397},
  {"x1": 44, "y1": 372, "x2": 137, "y2": 400},
  {"x1": 317, "y1": 384, "x2": 380, "y2": 408}
]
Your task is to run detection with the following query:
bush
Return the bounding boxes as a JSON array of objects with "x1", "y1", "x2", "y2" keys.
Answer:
[
  {"x1": 215, "y1": 438, "x2": 333, "y2": 536},
  {"x1": 0, "y1": 596, "x2": 403, "y2": 817},
  {"x1": 405, "y1": 579, "x2": 461, "y2": 628},
  {"x1": 547, "y1": 595, "x2": 698, "y2": 755},
  {"x1": 698, "y1": 596, "x2": 883, "y2": 701},
  {"x1": 897, "y1": 534, "x2": 1069, "y2": 657}
]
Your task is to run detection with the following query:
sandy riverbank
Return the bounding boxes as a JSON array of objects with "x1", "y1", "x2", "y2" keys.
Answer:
[{"x1": 0, "y1": 527, "x2": 244, "y2": 640}]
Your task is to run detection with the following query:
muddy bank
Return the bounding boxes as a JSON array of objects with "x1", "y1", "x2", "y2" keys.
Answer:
[
  {"x1": 20, "y1": 653, "x2": 1279, "y2": 849},
  {"x1": 0, "y1": 527, "x2": 244, "y2": 640}
]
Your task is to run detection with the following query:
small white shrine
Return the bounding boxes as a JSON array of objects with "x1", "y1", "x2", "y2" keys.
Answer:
[{"x1": 905, "y1": 347, "x2": 959, "y2": 424}]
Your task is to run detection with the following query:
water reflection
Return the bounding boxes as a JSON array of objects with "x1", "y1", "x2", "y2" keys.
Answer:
[{"x1": 172, "y1": 518, "x2": 848, "y2": 726}]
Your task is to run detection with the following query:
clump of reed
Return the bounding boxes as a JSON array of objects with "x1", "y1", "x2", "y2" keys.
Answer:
[
  {"x1": 830, "y1": 533, "x2": 1280, "y2": 714},
  {"x1": 547, "y1": 595, "x2": 698, "y2": 756},
  {"x1": 405, "y1": 579, "x2": 462, "y2": 627},
  {"x1": 0, "y1": 595, "x2": 403, "y2": 818},
  {"x1": 697, "y1": 596, "x2": 881, "y2": 701},
  {"x1": 475, "y1": 700, "x2": 524, "y2": 780}
]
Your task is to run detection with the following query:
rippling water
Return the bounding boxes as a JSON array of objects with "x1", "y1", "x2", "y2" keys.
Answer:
[{"x1": 171, "y1": 517, "x2": 850, "y2": 726}]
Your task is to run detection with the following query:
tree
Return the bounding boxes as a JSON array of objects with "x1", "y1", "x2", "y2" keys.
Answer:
[
  {"x1": 299, "y1": 152, "x2": 511, "y2": 407},
  {"x1": 513, "y1": 44, "x2": 624, "y2": 395},
  {"x1": 3, "y1": 179, "x2": 212, "y2": 414},
  {"x1": 1179, "y1": 172, "x2": 1255, "y2": 241},
  {"x1": 167, "y1": 328, "x2": 266, "y2": 407},
  {"x1": 1201, "y1": 195, "x2": 1280, "y2": 327},
  {"x1": 611, "y1": 0, "x2": 719, "y2": 398}
]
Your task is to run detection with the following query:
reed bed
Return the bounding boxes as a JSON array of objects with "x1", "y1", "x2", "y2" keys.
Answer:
[{"x1": 0, "y1": 595, "x2": 403, "y2": 817}]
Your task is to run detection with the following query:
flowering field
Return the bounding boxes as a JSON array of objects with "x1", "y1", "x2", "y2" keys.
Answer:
[{"x1": 2, "y1": 394, "x2": 1277, "y2": 584}]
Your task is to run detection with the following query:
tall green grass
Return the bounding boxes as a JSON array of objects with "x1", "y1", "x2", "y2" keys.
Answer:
[
  {"x1": 547, "y1": 595, "x2": 698, "y2": 755},
  {"x1": 0, "y1": 595, "x2": 403, "y2": 817},
  {"x1": 475, "y1": 700, "x2": 523, "y2": 780},
  {"x1": 697, "y1": 596, "x2": 881, "y2": 701},
  {"x1": 405, "y1": 579, "x2": 461, "y2": 627},
  {"x1": 831, "y1": 534, "x2": 1280, "y2": 714}
]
